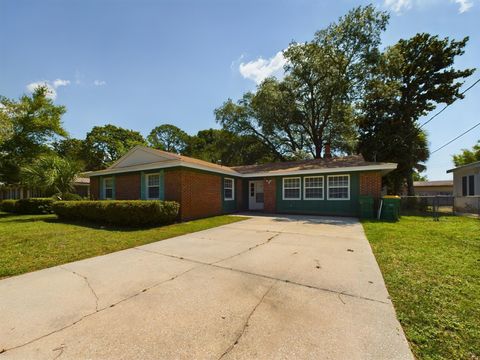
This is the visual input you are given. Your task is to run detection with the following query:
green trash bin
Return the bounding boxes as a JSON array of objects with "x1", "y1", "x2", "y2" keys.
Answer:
[
  {"x1": 359, "y1": 195, "x2": 374, "y2": 219},
  {"x1": 381, "y1": 196, "x2": 401, "y2": 221}
]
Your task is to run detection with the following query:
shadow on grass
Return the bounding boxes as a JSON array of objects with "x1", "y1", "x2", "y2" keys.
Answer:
[{"x1": 43, "y1": 217, "x2": 173, "y2": 232}]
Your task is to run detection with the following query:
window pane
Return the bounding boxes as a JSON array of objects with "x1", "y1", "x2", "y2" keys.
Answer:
[
  {"x1": 148, "y1": 174, "x2": 160, "y2": 186},
  {"x1": 462, "y1": 176, "x2": 468, "y2": 196},
  {"x1": 306, "y1": 188, "x2": 322, "y2": 199},
  {"x1": 284, "y1": 178, "x2": 300, "y2": 188},
  {"x1": 284, "y1": 188, "x2": 300, "y2": 199},
  {"x1": 224, "y1": 178, "x2": 233, "y2": 189},
  {"x1": 329, "y1": 187, "x2": 348, "y2": 199},
  {"x1": 148, "y1": 186, "x2": 160, "y2": 199},
  {"x1": 469, "y1": 175, "x2": 475, "y2": 196},
  {"x1": 105, "y1": 178, "x2": 113, "y2": 188},
  {"x1": 105, "y1": 188, "x2": 113, "y2": 199},
  {"x1": 224, "y1": 188, "x2": 233, "y2": 199}
]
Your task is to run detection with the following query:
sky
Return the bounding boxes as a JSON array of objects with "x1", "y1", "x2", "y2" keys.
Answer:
[{"x1": 1, "y1": 0, "x2": 479, "y2": 180}]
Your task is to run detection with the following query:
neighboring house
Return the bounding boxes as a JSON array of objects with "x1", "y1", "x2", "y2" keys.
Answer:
[
  {"x1": 0, "y1": 177, "x2": 90, "y2": 200},
  {"x1": 86, "y1": 146, "x2": 397, "y2": 220},
  {"x1": 412, "y1": 180, "x2": 453, "y2": 196},
  {"x1": 447, "y1": 161, "x2": 480, "y2": 213}
]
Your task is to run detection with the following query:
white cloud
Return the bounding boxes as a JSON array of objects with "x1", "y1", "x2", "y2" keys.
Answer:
[
  {"x1": 383, "y1": 0, "x2": 412, "y2": 13},
  {"x1": 383, "y1": 0, "x2": 474, "y2": 14},
  {"x1": 26, "y1": 78, "x2": 70, "y2": 100},
  {"x1": 52, "y1": 79, "x2": 70, "y2": 88},
  {"x1": 93, "y1": 80, "x2": 106, "y2": 86},
  {"x1": 454, "y1": 0, "x2": 473, "y2": 12},
  {"x1": 239, "y1": 50, "x2": 287, "y2": 84}
]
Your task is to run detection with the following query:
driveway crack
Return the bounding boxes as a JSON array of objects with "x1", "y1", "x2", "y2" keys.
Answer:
[
  {"x1": 60, "y1": 267, "x2": 99, "y2": 311},
  {"x1": 211, "y1": 232, "x2": 280, "y2": 265},
  {"x1": 1, "y1": 266, "x2": 200, "y2": 355},
  {"x1": 218, "y1": 281, "x2": 277, "y2": 359}
]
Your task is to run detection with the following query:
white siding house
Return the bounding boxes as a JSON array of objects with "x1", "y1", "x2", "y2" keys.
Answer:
[{"x1": 447, "y1": 161, "x2": 480, "y2": 214}]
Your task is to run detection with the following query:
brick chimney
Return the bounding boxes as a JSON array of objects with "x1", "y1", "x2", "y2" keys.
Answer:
[{"x1": 324, "y1": 143, "x2": 332, "y2": 159}]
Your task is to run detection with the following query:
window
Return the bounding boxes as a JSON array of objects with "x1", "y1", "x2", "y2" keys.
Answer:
[
  {"x1": 469, "y1": 175, "x2": 475, "y2": 196},
  {"x1": 304, "y1": 176, "x2": 323, "y2": 200},
  {"x1": 283, "y1": 177, "x2": 301, "y2": 200},
  {"x1": 104, "y1": 178, "x2": 114, "y2": 199},
  {"x1": 462, "y1": 175, "x2": 476, "y2": 196},
  {"x1": 146, "y1": 174, "x2": 160, "y2": 199},
  {"x1": 327, "y1": 175, "x2": 350, "y2": 200},
  {"x1": 462, "y1": 176, "x2": 468, "y2": 196},
  {"x1": 224, "y1": 178, "x2": 234, "y2": 200}
]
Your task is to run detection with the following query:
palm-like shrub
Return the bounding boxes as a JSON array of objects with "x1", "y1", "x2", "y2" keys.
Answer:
[{"x1": 21, "y1": 155, "x2": 81, "y2": 197}]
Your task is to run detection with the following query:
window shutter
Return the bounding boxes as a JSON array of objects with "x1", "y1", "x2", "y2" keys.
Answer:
[{"x1": 140, "y1": 172, "x2": 146, "y2": 200}]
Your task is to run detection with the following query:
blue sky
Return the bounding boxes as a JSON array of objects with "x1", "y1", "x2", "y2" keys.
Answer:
[{"x1": 1, "y1": 0, "x2": 479, "y2": 179}]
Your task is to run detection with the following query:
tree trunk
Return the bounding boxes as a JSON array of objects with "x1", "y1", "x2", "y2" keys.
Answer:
[
  {"x1": 406, "y1": 170, "x2": 415, "y2": 196},
  {"x1": 315, "y1": 144, "x2": 322, "y2": 159}
]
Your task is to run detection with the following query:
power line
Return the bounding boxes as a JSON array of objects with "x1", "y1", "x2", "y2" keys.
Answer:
[
  {"x1": 418, "y1": 77, "x2": 480, "y2": 130},
  {"x1": 430, "y1": 120, "x2": 480, "y2": 155}
]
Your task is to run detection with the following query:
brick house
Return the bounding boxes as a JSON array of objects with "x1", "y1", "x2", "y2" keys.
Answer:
[{"x1": 86, "y1": 146, "x2": 397, "y2": 221}]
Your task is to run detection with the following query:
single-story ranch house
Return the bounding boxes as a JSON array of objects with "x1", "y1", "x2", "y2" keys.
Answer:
[{"x1": 86, "y1": 146, "x2": 397, "y2": 220}]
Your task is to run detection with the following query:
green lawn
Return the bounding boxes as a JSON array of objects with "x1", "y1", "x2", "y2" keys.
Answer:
[
  {"x1": 362, "y1": 216, "x2": 480, "y2": 360},
  {"x1": 0, "y1": 212, "x2": 247, "y2": 279}
]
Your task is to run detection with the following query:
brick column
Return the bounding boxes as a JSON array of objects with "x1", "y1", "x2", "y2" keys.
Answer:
[
  {"x1": 359, "y1": 172, "x2": 382, "y2": 199},
  {"x1": 263, "y1": 177, "x2": 276, "y2": 213}
]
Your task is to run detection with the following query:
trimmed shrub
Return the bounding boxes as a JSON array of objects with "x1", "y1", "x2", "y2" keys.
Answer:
[
  {"x1": 0, "y1": 198, "x2": 55, "y2": 214},
  {"x1": 52, "y1": 200, "x2": 180, "y2": 227},
  {"x1": 17, "y1": 198, "x2": 55, "y2": 214},
  {"x1": 53, "y1": 193, "x2": 83, "y2": 201},
  {"x1": 1, "y1": 200, "x2": 18, "y2": 213}
]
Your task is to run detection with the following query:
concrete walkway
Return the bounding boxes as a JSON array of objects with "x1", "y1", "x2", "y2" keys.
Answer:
[{"x1": 0, "y1": 214, "x2": 413, "y2": 359}]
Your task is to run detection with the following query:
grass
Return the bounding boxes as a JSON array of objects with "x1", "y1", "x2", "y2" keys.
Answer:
[
  {"x1": 0, "y1": 212, "x2": 247, "y2": 279},
  {"x1": 362, "y1": 216, "x2": 480, "y2": 360}
]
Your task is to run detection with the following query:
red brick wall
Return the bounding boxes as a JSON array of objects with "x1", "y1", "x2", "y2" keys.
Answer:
[
  {"x1": 236, "y1": 179, "x2": 245, "y2": 211},
  {"x1": 115, "y1": 173, "x2": 141, "y2": 200},
  {"x1": 360, "y1": 172, "x2": 382, "y2": 199},
  {"x1": 178, "y1": 169, "x2": 222, "y2": 221},
  {"x1": 164, "y1": 169, "x2": 183, "y2": 204},
  {"x1": 263, "y1": 177, "x2": 276, "y2": 213},
  {"x1": 90, "y1": 177, "x2": 99, "y2": 200}
]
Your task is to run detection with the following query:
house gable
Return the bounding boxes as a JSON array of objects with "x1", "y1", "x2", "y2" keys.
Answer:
[{"x1": 110, "y1": 146, "x2": 178, "y2": 169}]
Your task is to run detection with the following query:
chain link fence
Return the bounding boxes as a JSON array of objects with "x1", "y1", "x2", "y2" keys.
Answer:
[{"x1": 400, "y1": 195, "x2": 480, "y2": 220}]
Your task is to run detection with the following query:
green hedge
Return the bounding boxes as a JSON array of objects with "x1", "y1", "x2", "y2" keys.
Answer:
[
  {"x1": 0, "y1": 198, "x2": 55, "y2": 214},
  {"x1": 52, "y1": 200, "x2": 180, "y2": 226},
  {"x1": 0, "y1": 200, "x2": 18, "y2": 213}
]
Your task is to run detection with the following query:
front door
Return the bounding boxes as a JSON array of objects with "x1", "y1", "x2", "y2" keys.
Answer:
[{"x1": 248, "y1": 180, "x2": 264, "y2": 210}]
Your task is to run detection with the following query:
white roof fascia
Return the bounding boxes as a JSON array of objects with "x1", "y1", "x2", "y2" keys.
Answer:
[{"x1": 86, "y1": 162, "x2": 396, "y2": 178}]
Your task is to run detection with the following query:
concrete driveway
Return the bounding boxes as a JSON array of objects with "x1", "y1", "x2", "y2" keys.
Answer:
[{"x1": 0, "y1": 214, "x2": 413, "y2": 359}]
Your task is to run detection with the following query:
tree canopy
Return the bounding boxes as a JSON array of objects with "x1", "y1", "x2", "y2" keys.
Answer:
[
  {"x1": 147, "y1": 124, "x2": 189, "y2": 153},
  {"x1": 0, "y1": 87, "x2": 67, "y2": 183},
  {"x1": 216, "y1": 5, "x2": 389, "y2": 160},
  {"x1": 83, "y1": 125, "x2": 146, "y2": 170},
  {"x1": 358, "y1": 33, "x2": 474, "y2": 194},
  {"x1": 452, "y1": 140, "x2": 480, "y2": 166}
]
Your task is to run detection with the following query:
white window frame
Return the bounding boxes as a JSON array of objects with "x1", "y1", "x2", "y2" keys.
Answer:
[
  {"x1": 103, "y1": 177, "x2": 114, "y2": 200},
  {"x1": 327, "y1": 174, "x2": 350, "y2": 201},
  {"x1": 146, "y1": 173, "x2": 161, "y2": 200},
  {"x1": 224, "y1": 178, "x2": 235, "y2": 201},
  {"x1": 303, "y1": 176, "x2": 324, "y2": 200},
  {"x1": 282, "y1": 177, "x2": 301, "y2": 200}
]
